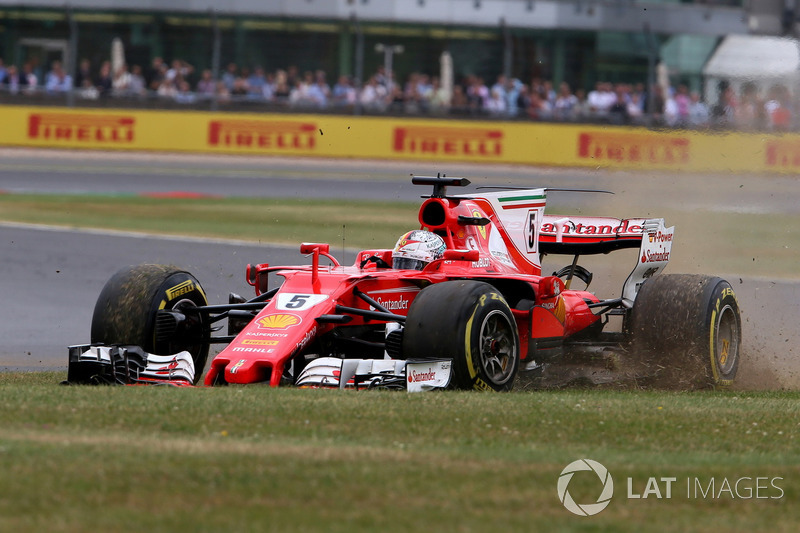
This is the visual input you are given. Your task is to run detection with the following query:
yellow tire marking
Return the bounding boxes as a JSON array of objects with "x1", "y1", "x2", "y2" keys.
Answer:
[
  {"x1": 464, "y1": 307, "x2": 479, "y2": 379},
  {"x1": 709, "y1": 307, "x2": 719, "y2": 382}
]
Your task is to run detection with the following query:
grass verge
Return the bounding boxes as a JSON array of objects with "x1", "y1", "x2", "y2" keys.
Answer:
[
  {"x1": 0, "y1": 193, "x2": 417, "y2": 251},
  {"x1": 1, "y1": 372, "x2": 798, "y2": 532}
]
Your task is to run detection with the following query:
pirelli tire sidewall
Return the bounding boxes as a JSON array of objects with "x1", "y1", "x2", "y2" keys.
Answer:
[
  {"x1": 90, "y1": 264, "x2": 210, "y2": 382},
  {"x1": 704, "y1": 280, "x2": 741, "y2": 385},
  {"x1": 403, "y1": 280, "x2": 520, "y2": 391},
  {"x1": 629, "y1": 274, "x2": 741, "y2": 388}
]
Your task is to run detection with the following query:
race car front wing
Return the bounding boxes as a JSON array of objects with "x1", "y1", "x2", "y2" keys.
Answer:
[{"x1": 66, "y1": 345, "x2": 452, "y2": 392}]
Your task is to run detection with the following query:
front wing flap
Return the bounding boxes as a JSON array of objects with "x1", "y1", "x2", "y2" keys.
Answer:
[
  {"x1": 296, "y1": 357, "x2": 452, "y2": 392},
  {"x1": 66, "y1": 345, "x2": 195, "y2": 386}
]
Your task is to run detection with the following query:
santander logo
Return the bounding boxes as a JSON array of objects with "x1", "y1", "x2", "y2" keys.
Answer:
[{"x1": 408, "y1": 368, "x2": 437, "y2": 383}]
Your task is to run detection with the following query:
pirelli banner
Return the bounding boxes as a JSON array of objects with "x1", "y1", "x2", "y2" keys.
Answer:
[{"x1": 1, "y1": 104, "x2": 799, "y2": 173}]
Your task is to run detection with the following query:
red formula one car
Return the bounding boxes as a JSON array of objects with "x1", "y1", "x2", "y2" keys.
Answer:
[{"x1": 68, "y1": 176, "x2": 741, "y2": 391}]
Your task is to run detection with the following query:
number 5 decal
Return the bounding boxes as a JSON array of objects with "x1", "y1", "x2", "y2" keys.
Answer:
[
  {"x1": 285, "y1": 295, "x2": 309, "y2": 309},
  {"x1": 526, "y1": 210, "x2": 539, "y2": 253},
  {"x1": 276, "y1": 293, "x2": 328, "y2": 311}
]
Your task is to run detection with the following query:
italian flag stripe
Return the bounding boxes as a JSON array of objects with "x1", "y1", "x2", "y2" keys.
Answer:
[
  {"x1": 501, "y1": 202, "x2": 546, "y2": 210},
  {"x1": 498, "y1": 194, "x2": 546, "y2": 203}
]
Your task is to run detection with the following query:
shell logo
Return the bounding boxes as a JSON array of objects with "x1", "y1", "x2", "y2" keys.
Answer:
[
  {"x1": 472, "y1": 209, "x2": 487, "y2": 239},
  {"x1": 554, "y1": 296, "x2": 566, "y2": 324},
  {"x1": 257, "y1": 313, "x2": 302, "y2": 330}
]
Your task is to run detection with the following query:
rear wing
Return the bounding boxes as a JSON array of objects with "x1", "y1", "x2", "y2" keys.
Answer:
[
  {"x1": 539, "y1": 215, "x2": 650, "y2": 255},
  {"x1": 538, "y1": 215, "x2": 674, "y2": 305}
]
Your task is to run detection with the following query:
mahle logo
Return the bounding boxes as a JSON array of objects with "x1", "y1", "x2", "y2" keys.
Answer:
[{"x1": 557, "y1": 459, "x2": 614, "y2": 516}]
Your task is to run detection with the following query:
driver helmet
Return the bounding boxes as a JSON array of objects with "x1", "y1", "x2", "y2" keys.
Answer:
[{"x1": 392, "y1": 230, "x2": 446, "y2": 270}]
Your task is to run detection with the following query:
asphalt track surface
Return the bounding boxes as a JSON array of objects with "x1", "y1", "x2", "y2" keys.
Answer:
[{"x1": 1, "y1": 148, "x2": 798, "y2": 389}]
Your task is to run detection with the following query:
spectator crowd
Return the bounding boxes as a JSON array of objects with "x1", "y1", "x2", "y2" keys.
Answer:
[{"x1": 0, "y1": 55, "x2": 794, "y2": 132}]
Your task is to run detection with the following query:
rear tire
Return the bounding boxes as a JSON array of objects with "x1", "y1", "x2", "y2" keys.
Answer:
[
  {"x1": 628, "y1": 274, "x2": 741, "y2": 389},
  {"x1": 91, "y1": 264, "x2": 210, "y2": 383},
  {"x1": 403, "y1": 280, "x2": 519, "y2": 391}
]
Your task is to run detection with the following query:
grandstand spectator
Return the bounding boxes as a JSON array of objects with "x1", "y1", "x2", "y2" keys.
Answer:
[
  {"x1": 427, "y1": 76, "x2": 451, "y2": 115},
  {"x1": 387, "y1": 84, "x2": 405, "y2": 113},
  {"x1": 95, "y1": 61, "x2": 112, "y2": 96},
  {"x1": 147, "y1": 57, "x2": 166, "y2": 91},
  {"x1": 466, "y1": 76, "x2": 489, "y2": 114},
  {"x1": 647, "y1": 83, "x2": 666, "y2": 124},
  {"x1": 765, "y1": 84, "x2": 791, "y2": 132},
  {"x1": 607, "y1": 85, "x2": 630, "y2": 125},
  {"x1": 196, "y1": 69, "x2": 216, "y2": 96},
  {"x1": 261, "y1": 72, "x2": 276, "y2": 101},
  {"x1": 586, "y1": 81, "x2": 603, "y2": 114},
  {"x1": 553, "y1": 82, "x2": 578, "y2": 121},
  {"x1": 373, "y1": 65, "x2": 389, "y2": 89},
  {"x1": 221, "y1": 63, "x2": 238, "y2": 91},
  {"x1": 572, "y1": 88, "x2": 590, "y2": 120},
  {"x1": 112, "y1": 64, "x2": 132, "y2": 96},
  {"x1": 490, "y1": 74, "x2": 507, "y2": 108},
  {"x1": 167, "y1": 59, "x2": 194, "y2": 83},
  {"x1": 307, "y1": 70, "x2": 330, "y2": 108},
  {"x1": 526, "y1": 88, "x2": 552, "y2": 120},
  {"x1": 75, "y1": 58, "x2": 92, "y2": 89},
  {"x1": 485, "y1": 87, "x2": 506, "y2": 116},
  {"x1": 736, "y1": 81, "x2": 765, "y2": 130},
  {"x1": 332, "y1": 74, "x2": 356, "y2": 108},
  {"x1": 289, "y1": 70, "x2": 312, "y2": 107},
  {"x1": 0, "y1": 59, "x2": 6, "y2": 84},
  {"x1": 359, "y1": 75, "x2": 387, "y2": 112},
  {"x1": 157, "y1": 77, "x2": 177, "y2": 98},
  {"x1": 416, "y1": 73, "x2": 433, "y2": 103},
  {"x1": 530, "y1": 77, "x2": 544, "y2": 99},
  {"x1": 514, "y1": 84, "x2": 531, "y2": 118},
  {"x1": 247, "y1": 66, "x2": 267, "y2": 99},
  {"x1": 627, "y1": 91, "x2": 644, "y2": 124},
  {"x1": 542, "y1": 80, "x2": 556, "y2": 108},
  {"x1": 230, "y1": 74, "x2": 249, "y2": 97},
  {"x1": 78, "y1": 78, "x2": 99, "y2": 100},
  {"x1": 174, "y1": 79, "x2": 196, "y2": 104},
  {"x1": 632, "y1": 83, "x2": 647, "y2": 112},
  {"x1": 2, "y1": 64, "x2": 20, "y2": 93},
  {"x1": 503, "y1": 77, "x2": 523, "y2": 117},
  {"x1": 215, "y1": 80, "x2": 231, "y2": 104},
  {"x1": 688, "y1": 91, "x2": 709, "y2": 128},
  {"x1": 404, "y1": 72, "x2": 431, "y2": 114},
  {"x1": 273, "y1": 71, "x2": 291, "y2": 104},
  {"x1": 45, "y1": 60, "x2": 73, "y2": 92},
  {"x1": 450, "y1": 84, "x2": 469, "y2": 115},
  {"x1": 21, "y1": 62, "x2": 38, "y2": 92},
  {"x1": 711, "y1": 84, "x2": 736, "y2": 128},
  {"x1": 286, "y1": 65, "x2": 300, "y2": 88},
  {"x1": 128, "y1": 65, "x2": 146, "y2": 96},
  {"x1": 587, "y1": 81, "x2": 615, "y2": 117},
  {"x1": 403, "y1": 73, "x2": 423, "y2": 113},
  {"x1": 663, "y1": 87, "x2": 679, "y2": 127},
  {"x1": 674, "y1": 84, "x2": 691, "y2": 127}
]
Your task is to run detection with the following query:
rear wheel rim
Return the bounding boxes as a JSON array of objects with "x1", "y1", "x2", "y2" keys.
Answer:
[
  {"x1": 715, "y1": 304, "x2": 739, "y2": 375},
  {"x1": 478, "y1": 310, "x2": 517, "y2": 385}
]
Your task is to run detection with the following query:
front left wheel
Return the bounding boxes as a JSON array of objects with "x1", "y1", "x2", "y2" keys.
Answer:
[
  {"x1": 403, "y1": 280, "x2": 520, "y2": 391},
  {"x1": 90, "y1": 264, "x2": 210, "y2": 383}
]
